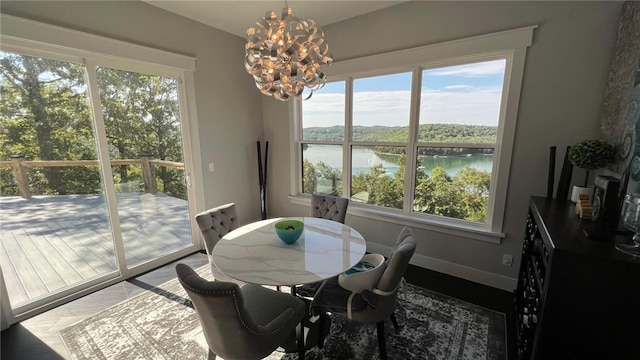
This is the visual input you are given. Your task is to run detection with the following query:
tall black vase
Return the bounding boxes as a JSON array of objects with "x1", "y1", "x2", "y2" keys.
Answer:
[{"x1": 257, "y1": 141, "x2": 269, "y2": 220}]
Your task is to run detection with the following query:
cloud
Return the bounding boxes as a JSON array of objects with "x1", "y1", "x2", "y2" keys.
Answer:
[
  {"x1": 303, "y1": 79, "x2": 504, "y2": 128},
  {"x1": 444, "y1": 85, "x2": 474, "y2": 90},
  {"x1": 419, "y1": 87, "x2": 502, "y2": 126},
  {"x1": 428, "y1": 60, "x2": 505, "y2": 77}
]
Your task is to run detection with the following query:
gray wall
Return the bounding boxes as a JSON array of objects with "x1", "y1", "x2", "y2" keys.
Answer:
[
  {"x1": 263, "y1": 1, "x2": 624, "y2": 289},
  {"x1": 0, "y1": 0, "x2": 266, "y2": 224},
  {"x1": 1, "y1": 1, "x2": 625, "y2": 290}
]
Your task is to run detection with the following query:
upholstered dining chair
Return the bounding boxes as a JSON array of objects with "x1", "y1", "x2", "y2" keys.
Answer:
[
  {"x1": 195, "y1": 203, "x2": 240, "y2": 282},
  {"x1": 310, "y1": 194, "x2": 349, "y2": 224},
  {"x1": 297, "y1": 194, "x2": 350, "y2": 297},
  {"x1": 310, "y1": 226, "x2": 417, "y2": 360},
  {"x1": 176, "y1": 263, "x2": 307, "y2": 360}
]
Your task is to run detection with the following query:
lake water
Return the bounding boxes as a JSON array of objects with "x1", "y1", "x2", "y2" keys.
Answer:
[{"x1": 302, "y1": 144, "x2": 493, "y2": 176}]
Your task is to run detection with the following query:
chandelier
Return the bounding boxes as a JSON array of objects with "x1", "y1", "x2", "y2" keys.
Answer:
[{"x1": 244, "y1": 3, "x2": 333, "y2": 101}]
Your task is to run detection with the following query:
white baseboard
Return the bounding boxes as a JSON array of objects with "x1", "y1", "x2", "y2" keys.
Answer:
[{"x1": 367, "y1": 242, "x2": 518, "y2": 292}]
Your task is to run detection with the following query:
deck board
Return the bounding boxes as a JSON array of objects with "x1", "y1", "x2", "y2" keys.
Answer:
[
  {"x1": 42, "y1": 221, "x2": 101, "y2": 279},
  {"x1": 0, "y1": 234, "x2": 29, "y2": 305},
  {"x1": 32, "y1": 225, "x2": 84, "y2": 285},
  {"x1": 1, "y1": 231, "x2": 48, "y2": 299},
  {"x1": 0, "y1": 193, "x2": 193, "y2": 309},
  {"x1": 17, "y1": 228, "x2": 67, "y2": 294}
]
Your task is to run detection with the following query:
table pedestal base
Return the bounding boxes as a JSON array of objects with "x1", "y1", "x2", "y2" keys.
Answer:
[{"x1": 280, "y1": 306, "x2": 331, "y2": 352}]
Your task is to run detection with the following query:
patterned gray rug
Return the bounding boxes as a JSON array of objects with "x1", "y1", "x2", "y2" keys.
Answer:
[{"x1": 59, "y1": 265, "x2": 506, "y2": 359}]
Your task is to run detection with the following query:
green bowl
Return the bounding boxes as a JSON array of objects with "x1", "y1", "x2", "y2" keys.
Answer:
[{"x1": 274, "y1": 220, "x2": 304, "y2": 244}]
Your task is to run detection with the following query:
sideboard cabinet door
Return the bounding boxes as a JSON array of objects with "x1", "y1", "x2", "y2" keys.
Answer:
[{"x1": 514, "y1": 196, "x2": 640, "y2": 360}]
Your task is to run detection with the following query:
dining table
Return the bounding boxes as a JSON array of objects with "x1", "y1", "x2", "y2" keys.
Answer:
[
  {"x1": 210, "y1": 216, "x2": 367, "y2": 352},
  {"x1": 211, "y1": 216, "x2": 367, "y2": 288}
]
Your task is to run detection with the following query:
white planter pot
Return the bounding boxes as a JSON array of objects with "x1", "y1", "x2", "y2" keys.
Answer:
[{"x1": 570, "y1": 186, "x2": 593, "y2": 203}]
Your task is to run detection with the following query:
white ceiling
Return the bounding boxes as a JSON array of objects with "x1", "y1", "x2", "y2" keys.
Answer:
[{"x1": 143, "y1": 1, "x2": 407, "y2": 38}]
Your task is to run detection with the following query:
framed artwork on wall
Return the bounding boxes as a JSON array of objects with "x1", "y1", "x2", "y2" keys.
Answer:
[{"x1": 599, "y1": 1, "x2": 640, "y2": 179}]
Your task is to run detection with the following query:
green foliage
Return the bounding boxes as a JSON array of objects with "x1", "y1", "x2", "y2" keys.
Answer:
[
  {"x1": 0, "y1": 52, "x2": 186, "y2": 199},
  {"x1": 306, "y1": 153, "x2": 491, "y2": 222},
  {"x1": 303, "y1": 160, "x2": 318, "y2": 194},
  {"x1": 303, "y1": 124, "x2": 497, "y2": 144},
  {"x1": 568, "y1": 139, "x2": 614, "y2": 170},
  {"x1": 303, "y1": 159, "x2": 342, "y2": 196},
  {"x1": 302, "y1": 123, "x2": 494, "y2": 221},
  {"x1": 568, "y1": 139, "x2": 614, "y2": 187}
]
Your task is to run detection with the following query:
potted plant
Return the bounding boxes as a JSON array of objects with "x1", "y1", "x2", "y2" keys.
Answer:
[{"x1": 567, "y1": 139, "x2": 614, "y2": 202}]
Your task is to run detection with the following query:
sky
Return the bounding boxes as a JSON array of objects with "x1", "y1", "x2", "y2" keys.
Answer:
[{"x1": 302, "y1": 59, "x2": 506, "y2": 128}]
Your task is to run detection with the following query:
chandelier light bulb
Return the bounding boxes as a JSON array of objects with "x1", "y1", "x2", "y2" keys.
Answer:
[{"x1": 245, "y1": 6, "x2": 332, "y2": 101}]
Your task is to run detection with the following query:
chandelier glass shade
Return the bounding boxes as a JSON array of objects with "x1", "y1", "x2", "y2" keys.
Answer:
[{"x1": 245, "y1": 6, "x2": 332, "y2": 101}]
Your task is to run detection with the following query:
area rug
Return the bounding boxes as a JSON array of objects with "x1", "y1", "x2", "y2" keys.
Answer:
[{"x1": 59, "y1": 265, "x2": 506, "y2": 359}]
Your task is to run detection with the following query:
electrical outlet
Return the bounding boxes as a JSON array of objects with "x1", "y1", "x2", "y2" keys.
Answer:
[
  {"x1": 208, "y1": 163, "x2": 215, "y2": 172},
  {"x1": 502, "y1": 254, "x2": 513, "y2": 267}
]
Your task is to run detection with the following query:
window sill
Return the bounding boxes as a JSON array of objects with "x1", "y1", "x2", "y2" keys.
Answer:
[{"x1": 289, "y1": 195, "x2": 504, "y2": 244}]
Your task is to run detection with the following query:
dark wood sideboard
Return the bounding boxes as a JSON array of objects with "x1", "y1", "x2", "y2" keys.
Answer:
[{"x1": 515, "y1": 196, "x2": 640, "y2": 359}]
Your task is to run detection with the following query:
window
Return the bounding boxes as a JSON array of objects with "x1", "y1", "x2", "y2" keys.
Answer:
[
  {"x1": 0, "y1": 14, "x2": 200, "y2": 321},
  {"x1": 293, "y1": 27, "x2": 535, "y2": 238}
]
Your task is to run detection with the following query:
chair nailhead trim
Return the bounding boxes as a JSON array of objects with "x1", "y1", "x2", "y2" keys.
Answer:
[{"x1": 180, "y1": 279, "x2": 297, "y2": 336}]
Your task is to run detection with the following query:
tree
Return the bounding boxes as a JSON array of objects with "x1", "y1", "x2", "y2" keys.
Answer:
[
  {"x1": 303, "y1": 160, "x2": 317, "y2": 194},
  {"x1": 302, "y1": 160, "x2": 342, "y2": 196},
  {"x1": 97, "y1": 68, "x2": 185, "y2": 198},
  {"x1": 453, "y1": 166, "x2": 490, "y2": 222},
  {"x1": 0, "y1": 52, "x2": 98, "y2": 195},
  {"x1": 1, "y1": 52, "x2": 187, "y2": 198},
  {"x1": 417, "y1": 167, "x2": 465, "y2": 218}
]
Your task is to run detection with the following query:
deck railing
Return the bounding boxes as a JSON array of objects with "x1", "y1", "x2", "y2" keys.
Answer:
[{"x1": 0, "y1": 155, "x2": 184, "y2": 199}]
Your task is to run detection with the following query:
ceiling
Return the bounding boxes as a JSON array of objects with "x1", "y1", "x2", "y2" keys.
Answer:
[{"x1": 142, "y1": 0, "x2": 407, "y2": 38}]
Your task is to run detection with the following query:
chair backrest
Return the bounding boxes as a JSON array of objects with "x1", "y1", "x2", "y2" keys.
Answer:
[
  {"x1": 377, "y1": 226, "x2": 416, "y2": 293},
  {"x1": 175, "y1": 263, "x2": 288, "y2": 359},
  {"x1": 310, "y1": 194, "x2": 349, "y2": 224},
  {"x1": 195, "y1": 203, "x2": 239, "y2": 255}
]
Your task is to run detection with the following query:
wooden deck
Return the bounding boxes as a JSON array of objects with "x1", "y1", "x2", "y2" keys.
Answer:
[{"x1": 0, "y1": 193, "x2": 193, "y2": 308}]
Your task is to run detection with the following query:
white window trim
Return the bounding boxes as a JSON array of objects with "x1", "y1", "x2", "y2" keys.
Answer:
[
  {"x1": 0, "y1": 14, "x2": 205, "y2": 322},
  {"x1": 0, "y1": 14, "x2": 195, "y2": 72},
  {"x1": 289, "y1": 26, "x2": 536, "y2": 243},
  {"x1": 0, "y1": 13, "x2": 203, "y2": 222}
]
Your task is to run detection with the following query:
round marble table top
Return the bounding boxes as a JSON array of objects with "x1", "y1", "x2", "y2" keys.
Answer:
[{"x1": 211, "y1": 217, "x2": 367, "y2": 286}]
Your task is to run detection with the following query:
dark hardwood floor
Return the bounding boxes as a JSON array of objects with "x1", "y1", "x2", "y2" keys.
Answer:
[
  {"x1": 1, "y1": 252, "x2": 209, "y2": 360},
  {"x1": 1, "y1": 251, "x2": 516, "y2": 359}
]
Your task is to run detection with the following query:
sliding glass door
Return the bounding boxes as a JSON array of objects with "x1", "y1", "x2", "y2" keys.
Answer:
[
  {"x1": 0, "y1": 49, "x2": 196, "y2": 315},
  {"x1": 0, "y1": 52, "x2": 119, "y2": 308},
  {"x1": 95, "y1": 66, "x2": 193, "y2": 267}
]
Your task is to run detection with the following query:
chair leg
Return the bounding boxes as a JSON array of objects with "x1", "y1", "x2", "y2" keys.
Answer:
[
  {"x1": 376, "y1": 321, "x2": 387, "y2": 360},
  {"x1": 317, "y1": 313, "x2": 328, "y2": 349},
  {"x1": 390, "y1": 312, "x2": 399, "y2": 329},
  {"x1": 297, "y1": 321, "x2": 306, "y2": 360},
  {"x1": 207, "y1": 349, "x2": 217, "y2": 360}
]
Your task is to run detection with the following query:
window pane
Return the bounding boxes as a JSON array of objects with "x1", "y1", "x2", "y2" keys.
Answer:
[
  {"x1": 302, "y1": 144, "x2": 343, "y2": 196},
  {"x1": 0, "y1": 51, "x2": 117, "y2": 308},
  {"x1": 413, "y1": 147, "x2": 494, "y2": 223},
  {"x1": 419, "y1": 60, "x2": 505, "y2": 143},
  {"x1": 353, "y1": 73, "x2": 412, "y2": 142},
  {"x1": 96, "y1": 66, "x2": 192, "y2": 267},
  {"x1": 350, "y1": 145, "x2": 405, "y2": 209},
  {"x1": 302, "y1": 81, "x2": 345, "y2": 141}
]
